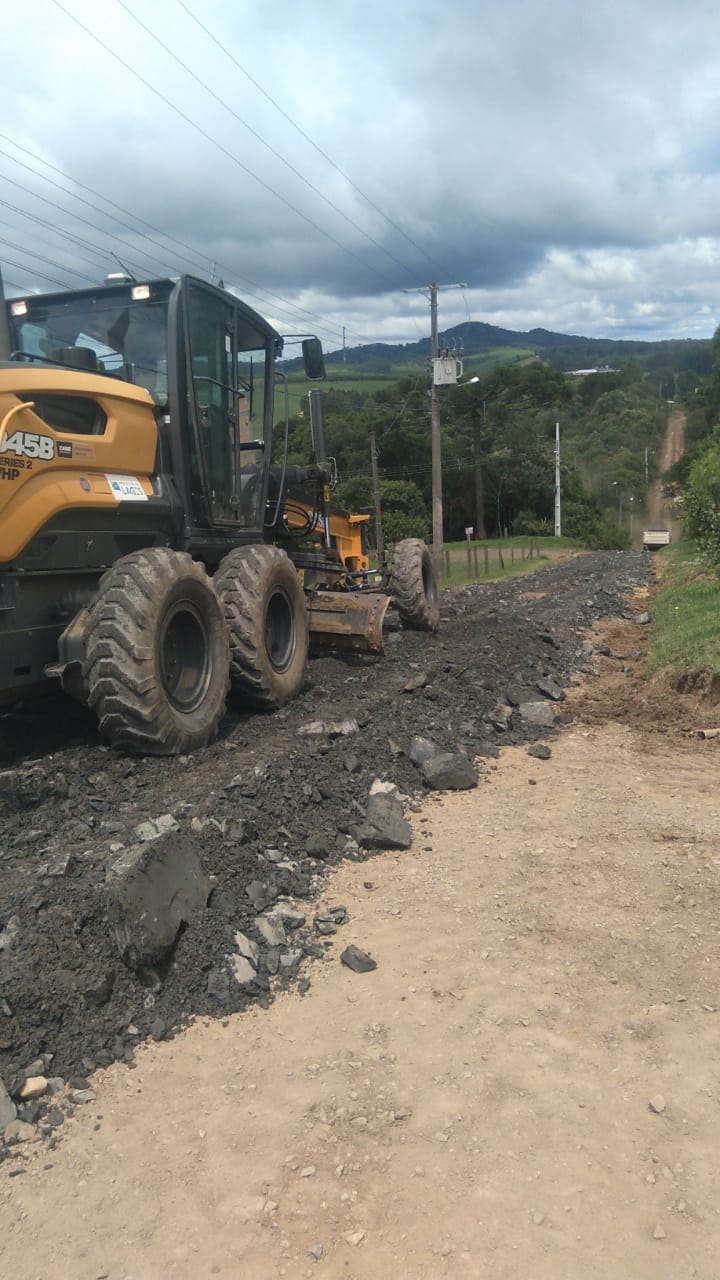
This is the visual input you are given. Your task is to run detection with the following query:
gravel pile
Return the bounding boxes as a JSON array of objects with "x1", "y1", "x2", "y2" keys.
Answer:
[{"x1": 0, "y1": 550, "x2": 649, "y2": 1145}]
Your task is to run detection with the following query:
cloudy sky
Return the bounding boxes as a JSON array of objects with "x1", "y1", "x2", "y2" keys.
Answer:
[{"x1": 3, "y1": 0, "x2": 720, "y2": 352}]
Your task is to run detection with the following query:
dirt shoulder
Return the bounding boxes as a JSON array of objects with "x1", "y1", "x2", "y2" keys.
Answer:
[{"x1": 3, "y1": 601, "x2": 720, "y2": 1278}]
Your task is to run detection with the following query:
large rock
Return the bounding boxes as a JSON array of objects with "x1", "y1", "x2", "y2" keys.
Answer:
[
  {"x1": 0, "y1": 1078, "x2": 16, "y2": 1129},
  {"x1": 358, "y1": 791, "x2": 412, "y2": 850},
  {"x1": 518, "y1": 700, "x2": 556, "y2": 728},
  {"x1": 422, "y1": 753, "x2": 478, "y2": 791},
  {"x1": 105, "y1": 832, "x2": 211, "y2": 970}
]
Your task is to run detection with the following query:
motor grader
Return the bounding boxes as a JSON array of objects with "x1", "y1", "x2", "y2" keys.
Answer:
[{"x1": 0, "y1": 271, "x2": 439, "y2": 754}]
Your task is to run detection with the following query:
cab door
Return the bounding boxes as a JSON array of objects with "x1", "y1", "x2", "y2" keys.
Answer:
[
  {"x1": 184, "y1": 280, "x2": 238, "y2": 525},
  {"x1": 184, "y1": 280, "x2": 273, "y2": 531}
]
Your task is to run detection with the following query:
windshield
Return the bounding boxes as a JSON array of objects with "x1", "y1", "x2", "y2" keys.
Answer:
[{"x1": 9, "y1": 287, "x2": 172, "y2": 405}]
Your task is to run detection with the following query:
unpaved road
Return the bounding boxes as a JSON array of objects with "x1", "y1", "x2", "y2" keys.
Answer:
[
  {"x1": 645, "y1": 409, "x2": 685, "y2": 543},
  {"x1": 4, "y1": 610, "x2": 720, "y2": 1279}
]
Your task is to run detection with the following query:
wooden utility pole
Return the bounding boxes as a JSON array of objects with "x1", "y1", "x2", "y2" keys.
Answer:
[
  {"x1": 473, "y1": 400, "x2": 487, "y2": 540},
  {"x1": 403, "y1": 280, "x2": 467, "y2": 575},
  {"x1": 369, "y1": 427, "x2": 384, "y2": 568}
]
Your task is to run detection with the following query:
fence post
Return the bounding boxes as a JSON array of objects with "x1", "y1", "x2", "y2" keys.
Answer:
[
  {"x1": 473, "y1": 545, "x2": 479, "y2": 576},
  {"x1": 484, "y1": 545, "x2": 489, "y2": 576},
  {"x1": 467, "y1": 545, "x2": 472, "y2": 578},
  {"x1": 498, "y1": 546, "x2": 505, "y2": 570},
  {"x1": 444, "y1": 548, "x2": 450, "y2": 581}
]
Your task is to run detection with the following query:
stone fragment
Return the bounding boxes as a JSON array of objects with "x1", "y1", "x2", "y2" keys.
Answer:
[
  {"x1": 528, "y1": 744, "x2": 552, "y2": 760},
  {"x1": 84, "y1": 970, "x2": 115, "y2": 1008},
  {"x1": 0, "y1": 1078, "x2": 17, "y2": 1128},
  {"x1": 358, "y1": 791, "x2": 412, "y2": 850},
  {"x1": 207, "y1": 969, "x2": 230, "y2": 1003},
  {"x1": 308, "y1": 1244, "x2": 324, "y2": 1261},
  {"x1": 407, "y1": 736, "x2": 437, "y2": 768},
  {"x1": 488, "y1": 703, "x2": 512, "y2": 732},
  {"x1": 649, "y1": 1094, "x2": 666, "y2": 1114},
  {"x1": 37, "y1": 848, "x2": 75, "y2": 878},
  {"x1": 297, "y1": 719, "x2": 359, "y2": 738},
  {"x1": 246, "y1": 879, "x2": 278, "y2": 911},
  {"x1": 635, "y1": 612, "x2": 651, "y2": 626},
  {"x1": 422, "y1": 753, "x2": 478, "y2": 791},
  {"x1": 272, "y1": 903, "x2": 306, "y2": 931},
  {"x1": 133, "y1": 813, "x2": 180, "y2": 843},
  {"x1": 229, "y1": 931, "x2": 260, "y2": 986},
  {"x1": 0, "y1": 915, "x2": 20, "y2": 952},
  {"x1": 403, "y1": 671, "x2": 428, "y2": 692},
  {"x1": 279, "y1": 948, "x2": 303, "y2": 970},
  {"x1": 17, "y1": 1076, "x2": 48, "y2": 1101},
  {"x1": 341, "y1": 945, "x2": 377, "y2": 973},
  {"x1": 4, "y1": 1119, "x2": 37, "y2": 1143},
  {"x1": 536, "y1": 678, "x2": 566, "y2": 702},
  {"x1": 344, "y1": 1230, "x2": 367, "y2": 1247},
  {"x1": 306, "y1": 834, "x2": 333, "y2": 860},
  {"x1": 255, "y1": 912, "x2": 287, "y2": 947},
  {"x1": 105, "y1": 832, "x2": 211, "y2": 970},
  {"x1": 519, "y1": 701, "x2": 556, "y2": 728},
  {"x1": 71, "y1": 1089, "x2": 97, "y2": 1105},
  {"x1": 532, "y1": 1212, "x2": 545, "y2": 1226},
  {"x1": 652, "y1": 1224, "x2": 666, "y2": 1240}
]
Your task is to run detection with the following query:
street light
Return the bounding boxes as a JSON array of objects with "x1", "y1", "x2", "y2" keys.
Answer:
[{"x1": 612, "y1": 481, "x2": 622, "y2": 526}]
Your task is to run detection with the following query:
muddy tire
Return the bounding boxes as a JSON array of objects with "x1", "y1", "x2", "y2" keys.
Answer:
[
  {"x1": 214, "y1": 545, "x2": 308, "y2": 709},
  {"x1": 389, "y1": 538, "x2": 440, "y2": 633},
  {"x1": 84, "y1": 548, "x2": 230, "y2": 755}
]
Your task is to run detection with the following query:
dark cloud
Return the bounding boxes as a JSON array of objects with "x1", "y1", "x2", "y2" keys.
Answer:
[{"x1": 3, "y1": 0, "x2": 720, "y2": 343}]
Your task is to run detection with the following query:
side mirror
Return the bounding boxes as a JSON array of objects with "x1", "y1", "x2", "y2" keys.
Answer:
[{"x1": 302, "y1": 337, "x2": 325, "y2": 382}]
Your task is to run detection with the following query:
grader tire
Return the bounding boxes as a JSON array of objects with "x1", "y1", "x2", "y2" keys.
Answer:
[
  {"x1": 214, "y1": 545, "x2": 309, "y2": 710},
  {"x1": 389, "y1": 538, "x2": 440, "y2": 633},
  {"x1": 84, "y1": 548, "x2": 230, "y2": 755}
]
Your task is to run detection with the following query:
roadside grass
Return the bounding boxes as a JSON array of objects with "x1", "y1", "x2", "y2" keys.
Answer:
[
  {"x1": 647, "y1": 541, "x2": 720, "y2": 675},
  {"x1": 433, "y1": 536, "x2": 578, "y2": 587}
]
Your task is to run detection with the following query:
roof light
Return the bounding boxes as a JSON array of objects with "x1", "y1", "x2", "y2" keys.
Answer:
[
  {"x1": 131, "y1": 284, "x2": 151, "y2": 301},
  {"x1": 10, "y1": 300, "x2": 28, "y2": 316}
]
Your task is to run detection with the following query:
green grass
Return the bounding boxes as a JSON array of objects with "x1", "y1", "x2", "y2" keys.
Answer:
[
  {"x1": 646, "y1": 541, "x2": 720, "y2": 675},
  {"x1": 432, "y1": 536, "x2": 577, "y2": 587}
]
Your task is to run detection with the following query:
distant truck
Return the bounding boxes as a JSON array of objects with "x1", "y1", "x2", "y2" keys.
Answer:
[{"x1": 643, "y1": 528, "x2": 671, "y2": 551}]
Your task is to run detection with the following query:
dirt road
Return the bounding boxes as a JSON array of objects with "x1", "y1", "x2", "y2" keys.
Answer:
[
  {"x1": 3, "y1": 610, "x2": 720, "y2": 1278},
  {"x1": 645, "y1": 409, "x2": 685, "y2": 543}
]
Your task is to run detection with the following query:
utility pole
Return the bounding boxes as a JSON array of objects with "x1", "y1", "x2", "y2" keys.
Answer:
[
  {"x1": 369, "y1": 427, "x2": 384, "y2": 568},
  {"x1": 554, "y1": 420, "x2": 562, "y2": 537},
  {"x1": 403, "y1": 280, "x2": 466, "y2": 574},
  {"x1": 342, "y1": 326, "x2": 347, "y2": 364}
]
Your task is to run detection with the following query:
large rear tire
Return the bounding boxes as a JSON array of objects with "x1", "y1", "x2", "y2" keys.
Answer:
[
  {"x1": 389, "y1": 538, "x2": 440, "y2": 633},
  {"x1": 214, "y1": 545, "x2": 309, "y2": 709},
  {"x1": 84, "y1": 548, "x2": 230, "y2": 755}
]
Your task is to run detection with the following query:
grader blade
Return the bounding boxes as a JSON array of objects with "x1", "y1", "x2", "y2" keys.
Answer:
[{"x1": 306, "y1": 590, "x2": 389, "y2": 654}]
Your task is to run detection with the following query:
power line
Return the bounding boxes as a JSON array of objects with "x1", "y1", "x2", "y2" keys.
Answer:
[
  {"x1": 0, "y1": 234, "x2": 97, "y2": 285},
  {"x1": 0, "y1": 160, "x2": 357, "y2": 345},
  {"x1": 0, "y1": 257, "x2": 73, "y2": 290},
  {"x1": 177, "y1": 0, "x2": 450, "y2": 278},
  {"x1": 117, "y1": 0, "x2": 421, "y2": 284},
  {"x1": 51, "y1": 0, "x2": 407, "y2": 294}
]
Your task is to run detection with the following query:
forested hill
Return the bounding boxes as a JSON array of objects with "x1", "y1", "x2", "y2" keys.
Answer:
[{"x1": 321, "y1": 321, "x2": 711, "y2": 375}]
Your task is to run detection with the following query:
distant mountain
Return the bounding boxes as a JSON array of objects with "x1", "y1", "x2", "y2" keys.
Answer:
[{"x1": 314, "y1": 321, "x2": 712, "y2": 376}]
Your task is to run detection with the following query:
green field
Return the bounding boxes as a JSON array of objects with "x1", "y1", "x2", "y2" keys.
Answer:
[{"x1": 282, "y1": 345, "x2": 541, "y2": 415}]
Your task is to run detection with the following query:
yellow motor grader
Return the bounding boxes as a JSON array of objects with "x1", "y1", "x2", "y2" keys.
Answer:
[{"x1": 0, "y1": 272, "x2": 439, "y2": 754}]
